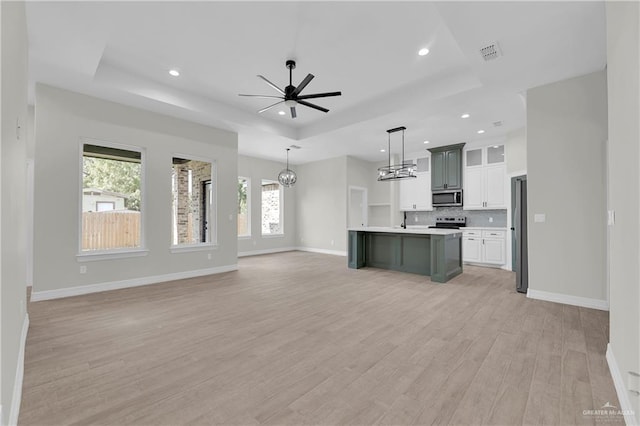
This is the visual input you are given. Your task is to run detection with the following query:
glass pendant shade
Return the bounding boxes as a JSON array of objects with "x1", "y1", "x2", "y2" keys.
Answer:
[{"x1": 278, "y1": 148, "x2": 297, "y2": 187}]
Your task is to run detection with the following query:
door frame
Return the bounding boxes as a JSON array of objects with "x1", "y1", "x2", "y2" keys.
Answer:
[
  {"x1": 348, "y1": 186, "x2": 368, "y2": 228},
  {"x1": 506, "y1": 170, "x2": 527, "y2": 272}
]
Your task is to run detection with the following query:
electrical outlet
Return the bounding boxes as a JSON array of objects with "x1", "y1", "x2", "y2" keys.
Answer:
[
  {"x1": 534, "y1": 213, "x2": 546, "y2": 223},
  {"x1": 331, "y1": 240, "x2": 334, "y2": 246},
  {"x1": 489, "y1": 217, "x2": 493, "y2": 223},
  {"x1": 414, "y1": 216, "x2": 418, "y2": 222},
  {"x1": 207, "y1": 253, "x2": 212, "y2": 260},
  {"x1": 608, "y1": 210, "x2": 615, "y2": 226},
  {"x1": 79, "y1": 265, "x2": 87, "y2": 274}
]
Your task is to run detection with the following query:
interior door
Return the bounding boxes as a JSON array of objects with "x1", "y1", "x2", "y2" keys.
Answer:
[
  {"x1": 512, "y1": 175, "x2": 528, "y2": 293},
  {"x1": 348, "y1": 187, "x2": 367, "y2": 228}
]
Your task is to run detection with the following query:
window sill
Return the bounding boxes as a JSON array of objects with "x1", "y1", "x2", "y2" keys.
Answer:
[
  {"x1": 262, "y1": 234, "x2": 285, "y2": 239},
  {"x1": 77, "y1": 249, "x2": 149, "y2": 262},
  {"x1": 170, "y1": 244, "x2": 218, "y2": 254},
  {"x1": 238, "y1": 235, "x2": 252, "y2": 240}
]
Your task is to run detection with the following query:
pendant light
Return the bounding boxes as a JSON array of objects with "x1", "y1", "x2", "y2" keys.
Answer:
[
  {"x1": 278, "y1": 148, "x2": 297, "y2": 187},
  {"x1": 377, "y1": 126, "x2": 417, "y2": 181}
]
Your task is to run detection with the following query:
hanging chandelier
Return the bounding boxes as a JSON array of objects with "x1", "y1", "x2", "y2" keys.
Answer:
[
  {"x1": 278, "y1": 148, "x2": 297, "y2": 187},
  {"x1": 377, "y1": 126, "x2": 417, "y2": 181}
]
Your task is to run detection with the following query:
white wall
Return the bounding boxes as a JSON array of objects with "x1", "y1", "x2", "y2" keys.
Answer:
[
  {"x1": 526, "y1": 70, "x2": 608, "y2": 304},
  {"x1": 606, "y1": 2, "x2": 640, "y2": 422},
  {"x1": 1, "y1": 1, "x2": 29, "y2": 424},
  {"x1": 237, "y1": 155, "x2": 296, "y2": 255},
  {"x1": 505, "y1": 127, "x2": 527, "y2": 174},
  {"x1": 33, "y1": 85, "x2": 238, "y2": 295},
  {"x1": 295, "y1": 156, "x2": 347, "y2": 253}
]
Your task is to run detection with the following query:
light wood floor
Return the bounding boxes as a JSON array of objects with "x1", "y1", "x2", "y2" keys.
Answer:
[{"x1": 20, "y1": 252, "x2": 622, "y2": 425}]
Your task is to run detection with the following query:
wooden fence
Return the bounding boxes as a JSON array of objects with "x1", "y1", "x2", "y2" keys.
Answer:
[{"x1": 82, "y1": 211, "x2": 141, "y2": 250}]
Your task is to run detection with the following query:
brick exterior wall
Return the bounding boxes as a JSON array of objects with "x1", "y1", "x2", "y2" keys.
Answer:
[{"x1": 172, "y1": 159, "x2": 212, "y2": 244}]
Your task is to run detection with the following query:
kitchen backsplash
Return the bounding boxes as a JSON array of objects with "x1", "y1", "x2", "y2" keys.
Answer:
[{"x1": 405, "y1": 207, "x2": 507, "y2": 227}]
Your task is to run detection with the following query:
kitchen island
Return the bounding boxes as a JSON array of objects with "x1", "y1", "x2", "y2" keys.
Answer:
[{"x1": 347, "y1": 227, "x2": 463, "y2": 283}]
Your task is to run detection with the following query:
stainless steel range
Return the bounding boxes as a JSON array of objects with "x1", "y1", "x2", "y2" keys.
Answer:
[{"x1": 428, "y1": 217, "x2": 466, "y2": 229}]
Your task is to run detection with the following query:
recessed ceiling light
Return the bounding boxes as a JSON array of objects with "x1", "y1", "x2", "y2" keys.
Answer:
[
  {"x1": 477, "y1": 130, "x2": 485, "y2": 134},
  {"x1": 380, "y1": 149, "x2": 386, "y2": 153},
  {"x1": 461, "y1": 113, "x2": 470, "y2": 119},
  {"x1": 168, "y1": 69, "x2": 180, "y2": 77},
  {"x1": 278, "y1": 110, "x2": 286, "y2": 116},
  {"x1": 423, "y1": 140, "x2": 430, "y2": 144},
  {"x1": 493, "y1": 145, "x2": 499, "y2": 148},
  {"x1": 418, "y1": 47, "x2": 430, "y2": 56}
]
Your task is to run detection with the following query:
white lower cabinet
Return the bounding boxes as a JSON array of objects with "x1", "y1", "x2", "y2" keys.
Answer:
[{"x1": 462, "y1": 228, "x2": 506, "y2": 266}]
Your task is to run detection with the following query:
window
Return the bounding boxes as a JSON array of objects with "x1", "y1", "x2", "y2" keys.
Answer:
[
  {"x1": 238, "y1": 177, "x2": 250, "y2": 237},
  {"x1": 81, "y1": 143, "x2": 143, "y2": 251},
  {"x1": 171, "y1": 157, "x2": 214, "y2": 245},
  {"x1": 261, "y1": 179, "x2": 283, "y2": 235}
]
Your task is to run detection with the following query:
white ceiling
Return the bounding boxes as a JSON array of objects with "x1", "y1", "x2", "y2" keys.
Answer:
[{"x1": 26, "y1": 1, "x2": 606, "y2": 164}]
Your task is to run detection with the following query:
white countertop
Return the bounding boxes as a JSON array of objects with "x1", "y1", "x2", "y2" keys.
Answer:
[
  {"x1": 348, "y1": 226, "x2": 462, "y2": 235},
  {"x1": 464, "y1": 227, "x2": 508, "y2": 231}
]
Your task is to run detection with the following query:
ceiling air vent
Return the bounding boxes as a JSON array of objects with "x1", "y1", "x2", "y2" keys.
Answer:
[
  {"x1": 289, "y1": 144, "x2": 302, "y2": 149},
  {"x1": 480, "y1": 41, "x2": 502, "y2": 61},
  {"x1": 493, "y1": 121, "x2": 503, "y2": 127}
]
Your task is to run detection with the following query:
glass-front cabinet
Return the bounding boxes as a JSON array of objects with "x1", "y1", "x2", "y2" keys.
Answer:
[
  {"x1": 463, "y1": 144, "x2": 506, "y2": 210},
  {"x1": 399, "y1": 154, "x2": 432, "y2": 211}
]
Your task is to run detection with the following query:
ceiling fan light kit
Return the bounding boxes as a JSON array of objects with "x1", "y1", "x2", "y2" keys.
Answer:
[
  {"x1": 377, "y1": 126, "x2": 417, "y2": 182},
  {"x1": 239, "y1": 60, "x2": 342, "y2": 118},
  {"x1": 278, "y1": 148, "x2": 297, "y2": 187}
]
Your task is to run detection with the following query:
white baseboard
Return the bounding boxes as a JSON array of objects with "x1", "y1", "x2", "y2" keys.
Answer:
[
  {"x1": 527, "y1": 288, "x2": 609, "y2": 311},
  {"x1": 606, "y1": 344, "x2": 638, "y2": 425},
  {"x1": 295, "y1": 247, "x2": 348, "y2": 257},
  {"x1": 30, "y1": 264, "x2": 238, "y2": 301},
  {"x1": 238, "y1": 247, "x2": 296, "y2": 257},
  {"x1": 9, "y1": 314, "x2": 29, "y2": 426}
]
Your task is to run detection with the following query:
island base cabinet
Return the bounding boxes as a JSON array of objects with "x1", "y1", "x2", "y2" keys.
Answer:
[
  {"x1": 348, "y1": 231, "x2": 365, "y2": 269},
  {"x1": 347, "y1": 229, "x2": 463, "y2": 283},
  {"x1": 431, "y1": 234, "x2": 463, "y2": 283}
]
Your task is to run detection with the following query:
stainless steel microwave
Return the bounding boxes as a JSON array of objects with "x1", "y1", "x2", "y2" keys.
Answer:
[{"x1": 432, "y1": 190, "x2": 463, "y2": 207}]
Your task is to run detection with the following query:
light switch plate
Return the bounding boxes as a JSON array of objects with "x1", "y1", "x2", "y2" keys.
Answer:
[
  {"x1": 608, "y1": 210, "x2": 615, "y2": 226},
  {"x1": 534, "y1": 213, "x2": 546, "y2": 223}
]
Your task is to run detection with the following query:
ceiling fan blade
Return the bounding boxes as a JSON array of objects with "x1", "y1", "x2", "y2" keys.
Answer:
[
  {"x1": 238, "y1": 94, "x2": 283, "y2": 99},
  {"x1": 296, "y1": 91, "x2": 342, "y2": 100},
  {"x1": 257, "y1": 75, "x2": 285, "y2": 95},
  {"x1": 291, "y1": 73, "x2": 314, "y2": 97},
  {"x1": 258, "y1": 100, "x2": 284, "y2": 114},
  {"x1": 297, "y1": 100, "x2": 329, "y2": 113},
  {"x1": 290, "y1": 106, "x2": 297, "y2": 119}
]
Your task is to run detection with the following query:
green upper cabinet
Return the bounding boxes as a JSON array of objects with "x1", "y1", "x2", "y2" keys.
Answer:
[{"x1": 429, "y1": 143, "x2": 465, "y2": 191}]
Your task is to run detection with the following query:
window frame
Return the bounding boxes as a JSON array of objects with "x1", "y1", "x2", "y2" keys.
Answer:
[
  {"x1": 77, "y1": 137, "x2": 148, "y2": 261},
  {"x1": 170, "y1": 153, "x2": 218, "y2": 253},
  {"x1": 237, "y1": 176, "x2": 251, "y2": 239},
  {"x1": 261, "y1": 178, "x2": 284, "y2": 237}
]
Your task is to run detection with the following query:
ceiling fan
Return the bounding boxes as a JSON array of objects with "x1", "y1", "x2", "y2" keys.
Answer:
[{"x1": 239, "y1": 60, "x2": 342, "y2": 119}]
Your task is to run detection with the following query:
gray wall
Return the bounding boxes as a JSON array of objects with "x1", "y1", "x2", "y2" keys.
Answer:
[
  {"x1": 237, "y1": 155, "x2": 296, "y2": 255},
  {"x1": 527, "y1": 70, "x2": 608, "y2": 302},
  {"x1": 33, "y1": 85, "x2": 238, "y2": 293},
  {"x1": 606, "y1": 2, "x2": 640, "y2": 421},
  {"x1": 1, "y1": 1, "x2": 29, "y2": 424},
  {"x1": 295, "y1": 156, "x2": 347, "y2": 253}
]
